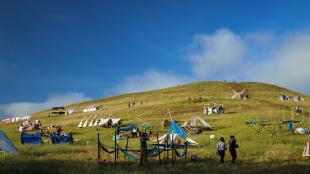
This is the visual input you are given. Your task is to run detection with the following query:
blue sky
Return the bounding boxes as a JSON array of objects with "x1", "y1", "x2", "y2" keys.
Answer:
[{"x1": 1, "y1": 0, "x2": 310, "y2": 116}]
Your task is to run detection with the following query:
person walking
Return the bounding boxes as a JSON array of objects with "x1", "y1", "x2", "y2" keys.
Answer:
[
  {"x1": 229, "y1": 135, "x2": 239, "y2": 164},
  {"x1": 140, "y1": 132, "x2": 149, "y2": 166},
  {"x1": 216, "y1": 137, "x2": 227, "y2": 163}
]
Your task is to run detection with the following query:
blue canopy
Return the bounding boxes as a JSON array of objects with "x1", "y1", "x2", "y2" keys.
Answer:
[
  {"x1": 51, "y1": 133, "x2": 73, "y2": 144},
  {"x1": 117, "y1": 125, "x2": 137, "y2": 134},
  {"x1": 21, "y1": 132, "x2": 42, "y2": 144},
  {"x1": 0, "y1": 131, "x2": 17, "y2": 153},
  {"x1": 167, "y1": 121, "x2": 187, "y2": 138}
]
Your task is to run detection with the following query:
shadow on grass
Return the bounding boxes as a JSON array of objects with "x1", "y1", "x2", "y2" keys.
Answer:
[{"x1": 1, "y1": 156, "x2": 310, "y2": 174}]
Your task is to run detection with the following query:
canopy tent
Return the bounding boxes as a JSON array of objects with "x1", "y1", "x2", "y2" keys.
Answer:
[
  {"x1": 21, "y1": 132, "x2": 42, "y2": 144},
  {"x1": 181, "y1": 116, "x2": 212, "y2": 130},
  {"x1": 156, "y1": 121, "x2": 198, "y2": 145},
  {"x1": 111, "y1": 118, "x2": 122, "y2": 126},
  {"x1": 0, "y1": 131, "x2": 17, "y2": 153},
  {"x1": 303, "y1": 135, "x2": 310, "y2": 157}
]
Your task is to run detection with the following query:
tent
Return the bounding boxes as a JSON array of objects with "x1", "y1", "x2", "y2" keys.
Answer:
[
  {"x1": 303, "y1": 135, "x2": 310, "y2": 157},
  {"x1": 231, "y1": 88, "x2": 248, "y2": 100},
  {"x1": 21, "y1": 132, "x2": 42, "y2": 144},
  {"x1": 88, "y1": 119, "x2": 94, "y2": 127},
  {"x1": 111, "y1": 118, "x2": 122, "y2": 126},
  {"x1": 181, "y1": 116, "x2": 212, "y2": 130},
  {"x1": 77, "y1": 120, "x2": 83, "y2": 128},
  {"x1": 93, "y1": 118, "x2": 99, "y2": 126},
  {"x1": 83, "y1": 119, "x2": 88, "y2": 128},
  {"x1": 295, "y1": 128, "x2": 309, "y2": 134},
  {"x1": 0, "y1": 131, "x2": 17, "y2": 153},
  {"x1": 51, "y1": 133, "x2": 73, "y2": 144},
  {"x1": 116, "y1": 125, "x2": 137, "y2": 134},
  {"x1": 83, "y1": 106, "x2": 102, "y2": 113},
  {"x1": 99, "y1": 118, "x2": 111, "y2": 127},
  {"x1": 157, "y1": 121, "x2": 198, "y2": 145}
]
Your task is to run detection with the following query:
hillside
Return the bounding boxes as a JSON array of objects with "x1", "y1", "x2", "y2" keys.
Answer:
[{"x1": 1, "y1": 81, "x2": 310, "y2": 174}]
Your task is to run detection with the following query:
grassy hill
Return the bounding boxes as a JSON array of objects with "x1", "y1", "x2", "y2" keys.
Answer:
[{"x1": 1, "y1": 81, "x2": 310, "y2": 174}]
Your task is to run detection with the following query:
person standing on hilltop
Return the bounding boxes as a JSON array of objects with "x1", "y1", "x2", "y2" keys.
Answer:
[
  {"x1": 229, "y1": 135, "x2": 239, "y2": 164},
  {"x1": 217, "y1": 137, "x2": 227, "y2": 163}
]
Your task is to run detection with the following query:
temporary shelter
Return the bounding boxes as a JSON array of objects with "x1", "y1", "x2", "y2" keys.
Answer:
[
  {"x1": 231, "y1": 88, "x2": 248, "y2": 100},
  {"x1": 21, "y1": 132, "x2": 42, "y2": 144},
  {"x1": 295, "y1": 128, "x2": 309, "y2": 134},
  {"x1": 0, "y1": 131, "x2": 17, "y2": 153},
  {"x1": 99, "y1": 118, "x2": 111, "y2": 127},
  {"x1": 88, "y1": 119, "x2": 94, "y2": 127},
  {"x1": 83, "y1": 106, "x2": 102, "y2": 113},
  {"x1": 82, "y1": 119, "x2": 88, "y2": 128},
  {"x1": 77, "y1": 120, "x2": 83, "y2": 128},
  {"x1": 303, "y1": 135, "x2": 310, "y2": 157},
  {"x1": 111, "y1": 118, "x2": 122, "y2": 126},
  {"x1": 181, "y1": 116, "x2": 212, "y2": 130},
  {"x1": 157, "y1": 121, "x2": 198, "y2": 145}
]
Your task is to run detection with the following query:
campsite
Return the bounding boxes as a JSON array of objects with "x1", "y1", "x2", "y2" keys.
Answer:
[{"x1": 1, "y1": 81, "x2": 310, "y2": 174}]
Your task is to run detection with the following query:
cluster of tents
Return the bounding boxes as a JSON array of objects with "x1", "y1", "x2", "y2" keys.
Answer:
[
  {"x1": 279, "y1": 95, "x2": 304, "y2": 102},
  {"x1": 203, "y1": 102, "x2": 225, "y2": 115},
  {"x1": 2, "y1": 115, "x2": 31, "y2": 124},
  {"x1": 78, "y1": 115, "x2": 122, "y2": 128}
]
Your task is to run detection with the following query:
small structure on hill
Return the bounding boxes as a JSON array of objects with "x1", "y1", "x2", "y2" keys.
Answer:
[
  {"x1": 231, "y1": 88, "x2": 248, "y2": 100},
  {"x1": 161, "y1": 109, "x2": 173, "y2": 129},
  {"x1": 181, "y1": 116, "x2": 212, "y2": 134},
  {"x1": 51, "y1": 106, "x2": 66, "y2": 115},
  {"x1": 279, "y1": 95, "x2": 304, "y2": 102},
  {"x1": 65, "y1": 109, "x2": 75, "y2": 115},
  {"x1": 203, "y1": 102, "x2": 224, "y2": 115},
  {"x1": 83, "y1": 105, "x2": 102, "y2": 113}
]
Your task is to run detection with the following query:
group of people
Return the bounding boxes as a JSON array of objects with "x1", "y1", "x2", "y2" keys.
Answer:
[
  {"x1": 18, "y1": 120, "x2": 41, "y2": 132},
  {"x1": 128, "y1": 100, "x2": 148, "y2": 108},
  {"x1": 187, "y1": 97, "x2": 208, "y2": 103},
  {"x1": 216, "y1": 136, "x2": 239, "y2": 164}
]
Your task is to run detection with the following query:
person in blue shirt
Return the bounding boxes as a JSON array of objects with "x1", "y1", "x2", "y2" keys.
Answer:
[
  {"x1": 216, "y1": 137, "x2": 227, "y2": 163},
  {"x1": 140, "y1": 132, "x2": 149, "y2": 165}
]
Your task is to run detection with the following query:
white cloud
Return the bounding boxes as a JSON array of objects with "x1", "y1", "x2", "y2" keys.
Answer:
[
  {"x1": 188, "y1": 28, "x2": 246, "y2": 79},
  {"x1": 114, "y1": 69, "x2": 192, "y2": 94},
  {"x1": 0, "y1": 93, "x2": 90, "y2": 116}
]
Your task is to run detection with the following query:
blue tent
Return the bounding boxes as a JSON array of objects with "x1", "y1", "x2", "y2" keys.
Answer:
[
  {"x1": 21, "y1": 132, "x2": 42, "y2": 144},
  {"x1": 168, "y1": 121, "x2": 188, "y2": 139},
  {"x1": 116, "y1": 125, "x2": 137, "y2": 134},
  {"x1": 51, "y1": 133, "x2": 73, "y2": 144},
  {"x1": 0, "y1": 131, "x2": 17, "y2": 153}
]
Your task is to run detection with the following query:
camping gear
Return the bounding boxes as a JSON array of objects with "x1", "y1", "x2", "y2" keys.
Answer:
[
  {"x1": 0, "y1": 131, "x2": 17, "y2": 153},
  {"x1": 303, "y1": 135, "x2": 310, "y2": 157},
  {"x1": 295, "y1": 128, "x2": 309, "y2": 134},
  {"x1": 51, "y1": 133, "x2": 73, "y2": 144},
  {"x1": 21, "y1": 132, "x2": 42, "y2": 144}
]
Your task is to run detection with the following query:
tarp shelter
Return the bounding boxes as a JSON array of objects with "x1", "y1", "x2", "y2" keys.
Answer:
[
  {"x1": 157, "y1": 121, "x2": 198, "y2": 145},
  {"x1": 181, "y1": 116, "x2": 212, "y2": 130},
  {"x1": 21, "y1": 132, "x2": 42, "y2": 144},
  {"x1": 303, "y1": 135, "x2": 310, "y2": 157},
  {"x1": 0, "y1": 131, "x2": 17, "y2": 153},
  {"x1": 51, "y1": 133, "x2": 73, "y2": 144},
  {"x1": 116, "y1": 125, "x2": 137, "y2": 134}
]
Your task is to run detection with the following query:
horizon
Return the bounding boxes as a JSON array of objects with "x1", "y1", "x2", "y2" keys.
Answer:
[{"x1": 1, "y1": 0, "x2": 310, "y2": 116}]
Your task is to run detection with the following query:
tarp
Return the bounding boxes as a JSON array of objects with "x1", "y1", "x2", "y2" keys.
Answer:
[
  {"x1": 0, "y1": 131, "x2": 17, "y2": 153},
  {"x1": 295, "y1": 128, "x2": 309, "y2": 134},
  {"x1": 117, "y1": 125, "x2": 137, "y2": 134},
  {"x1": 21, "y1": 132, "x2": 42, "y2": 144},
  {"x1": 51, "y1": 133, "x2": 73, "y2": 144},
  {"x1": 157, "y1": 121, "x2": 198, "y2": 145}
]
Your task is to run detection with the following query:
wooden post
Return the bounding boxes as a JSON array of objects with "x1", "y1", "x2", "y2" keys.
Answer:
[
  {"x1": 114, "y1": 130, "x2": 117, "y2": 164},
  {"x1": 97, "y1": 133, "x2": 100, "y2": 161},
  {"x1": 156, "y1": 132, "x2": 161, "y2": 164},
  {"x1": 185, "y1": 142, "x2": 188, "y2": 161},
  {"x1": 166, "y1": 139, "x2": 168, "y2": 164},
  {"x1": 125, "y1": 136, "x2": 129, "y2": 159}
]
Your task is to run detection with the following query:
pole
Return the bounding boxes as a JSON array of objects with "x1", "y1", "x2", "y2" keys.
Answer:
[
  {"x1": 166, "y1": 139, "x2": 168, "y2": 164},
  {"x1": 114, "y1": 130, "x2": 117, "y2": 164},
  {"x1": 125, "y1": 136, "x2": 129, "y2": 159},
  {"x1": 97, "y1": 133, "x2": 100, "y2": 161},
  {"x1": 185, "y1": 142, "x2": 188, "y2": 161},
  {"x1": 156, "y1": 132, "x2": 161, "y2": 164}
]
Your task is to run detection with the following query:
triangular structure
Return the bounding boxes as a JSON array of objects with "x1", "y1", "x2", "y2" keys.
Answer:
[
  {"x1": 88, "y1": 119, "x2": 94, "y2": 127},
  {"x1": 93, "y1": 118, "x2": 99, "y2": 126},
  {"x1": 99, "y1": 118, "x2": 111, "y2": 127},
  {"x1": 181, "y1": 116, "x2": 212, "y2": 130},
  {"x1": 0, "y1": 131, "x2": 17, "y2": 153},
  {"x1": 157, "y1": 121, "x2": 198, "y2": 145},
  {"x1": 83, "y1": 119, "x2": 88, "y2": 128},
  {"x1": 77, "y1": 120, "x2": 83, "y2": 128},
  {"x1": 111, "y1": 118, "x2": 122, "y2": 126},
  {"x1": 231, "y1": 88, "x2": 246, "y2": 99},
  {"x1": 303, "y1": 135, "x2": 310, "y2": 157}
]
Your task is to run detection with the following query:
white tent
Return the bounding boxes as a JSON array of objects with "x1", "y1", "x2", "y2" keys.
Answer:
[
  {"x1": 181, "y1": 116, "x2": 212, "y2": 130},
  {"x1": 99, "y1": 118, "x2": 111, "y2": 127},
  {"x1": 93, "y1": 118, "x2": 99, "y2": 126},
  {"x1": 88, "y1": 119, "x2": 94, "y2": 127},
  {"x1": 295, "y1": 127, "x2": 309, "y2": 134},
  {"x1": 77, "y1": 120, "x2": 83, "y2": 128},
  {"x1": 111, "y1": 118, "x2": 122, "y2": 126},
  {"x1": 303, "y1": 136, "x2": 310, "y2": 157},
  {"x1": 83, "y1": 119, "x2": 88, "y2": 128}
]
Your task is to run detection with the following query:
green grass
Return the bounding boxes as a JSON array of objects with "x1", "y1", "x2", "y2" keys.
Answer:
[{"x1": 1, "y1": 81, "x2": 310, "y2": 174}]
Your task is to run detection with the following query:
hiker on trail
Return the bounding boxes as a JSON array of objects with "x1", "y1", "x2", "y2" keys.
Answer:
[
  {"x1": 140, "y1": 132, "x2": 149, "y2": 166},
  {"x1": 229, "y1": 135, "x2": 239, "y2": 164},
  {"x1": 217, "y1": 137, "x2": 227, "y2": 163},
  {"x1": 128, "y1": 102, "x2": 131, "y2": 108}
]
